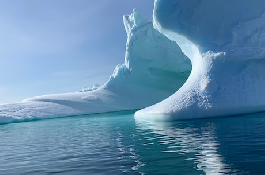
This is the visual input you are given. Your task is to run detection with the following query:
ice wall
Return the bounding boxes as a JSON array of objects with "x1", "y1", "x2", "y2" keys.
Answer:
[
  {"x1": 135, "y1": 0, "x2": 265, "y2": 120},
  {"x1": 0, "y1": 9, "x2": 191, "y2": 124}
]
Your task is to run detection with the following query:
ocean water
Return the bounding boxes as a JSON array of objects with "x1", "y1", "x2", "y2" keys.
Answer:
[{"x1": 0, "y1": 111, "x2": 265, "y2": 175}]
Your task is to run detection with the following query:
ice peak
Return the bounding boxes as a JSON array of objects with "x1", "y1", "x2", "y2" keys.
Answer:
[{"x1": 123, "y1": 9, "x2": 149, "y2": 35}]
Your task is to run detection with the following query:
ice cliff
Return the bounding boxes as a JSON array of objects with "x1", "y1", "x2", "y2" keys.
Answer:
[
  {"x1": 135, "y1": 0, "x2": 265, "y2": 120},
  {"x1": 0, "y1": 9, "x2": 191, "y2": 124}
]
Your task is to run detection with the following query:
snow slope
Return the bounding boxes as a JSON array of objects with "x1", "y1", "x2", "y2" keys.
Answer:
[
  {"x1": 135, "y1": 0, "x2": 265, "y2": 120},
  {"x1": 0, "y1": 9, "x2": 191, "y2": 124}
]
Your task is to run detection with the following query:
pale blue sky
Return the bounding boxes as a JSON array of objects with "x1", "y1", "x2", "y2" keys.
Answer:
[{"x1": 0, "y1": 0, "x2": 154, "y2": 104}]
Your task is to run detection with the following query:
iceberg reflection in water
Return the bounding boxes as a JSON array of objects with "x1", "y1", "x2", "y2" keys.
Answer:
[
  {"x1": 0, "y1": 111, "x2": 265, "y2": 174},
  {"x1": 135, "y1": 117, "x2": 232, "y2": 174},
  {"x1": 135, "y1": 112, "x2": 265, "y2": 174}
]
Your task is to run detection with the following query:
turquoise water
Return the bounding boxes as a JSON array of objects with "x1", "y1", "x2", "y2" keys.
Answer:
[{"x1": 0, "y1": 111, "x2": 265, "y2": 175}]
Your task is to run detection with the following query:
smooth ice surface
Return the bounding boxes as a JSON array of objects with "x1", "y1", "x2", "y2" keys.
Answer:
[
  {"x1": 135, "y1": 0, "x2": 265, "y2": 120},
  {"x1": 0, "y1": 9, "x2": 191, "y2": 124}
]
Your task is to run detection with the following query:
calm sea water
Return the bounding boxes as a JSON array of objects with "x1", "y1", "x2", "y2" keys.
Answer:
[{"x1": 0, "y1": 111, "x2": 265, "y2": 175}]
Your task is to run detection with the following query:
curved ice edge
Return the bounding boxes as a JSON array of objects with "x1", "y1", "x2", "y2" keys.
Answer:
[
  {"x1": 135, "y1": 50, "x2": 265, "y2": 120},
  {"x1": 0, "y1": 110, "x2": 137, "y2": 125},
  {"x1": 134, "y1": 0, "x2": 265, "y2": 121}
]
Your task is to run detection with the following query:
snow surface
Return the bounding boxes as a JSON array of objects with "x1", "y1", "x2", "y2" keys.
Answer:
[
  {"x1": 135, "y1": 0, "x2": 265, "y2": 120},
  {"x1": 0, "y1": 9, "x2": 191, "y2": 124}
]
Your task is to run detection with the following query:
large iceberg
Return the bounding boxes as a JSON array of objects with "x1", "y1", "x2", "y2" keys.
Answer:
[
  {"x1": 2, "y1": 0, "x2": 265, "y2": 123},
  {"x1": 135, "y1": 0, "x2": 265, "y2": 120},
  {"x1": 0, "y1": 9, "x2": 191, "y2": 124}
]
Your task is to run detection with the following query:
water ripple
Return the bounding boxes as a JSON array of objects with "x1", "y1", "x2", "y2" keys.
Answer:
[{"x1": 0, "y1": 111, "x2": 265, "y2": 174}]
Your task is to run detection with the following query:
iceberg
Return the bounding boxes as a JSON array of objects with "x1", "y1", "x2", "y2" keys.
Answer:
[
  {"x1": 135, "y1": 0, "x2": 265, "y2": 120},
  {"x1": 0, "y1": 9, "x2": 191, "y2": 124},
  {"x1": 2, "y1": 0, "x2": 265, "y2": 123}
]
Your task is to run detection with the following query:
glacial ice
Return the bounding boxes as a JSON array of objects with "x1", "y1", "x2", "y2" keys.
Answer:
[
  {"x1": 135, "y1": 0, "x2": 265, "y2": 120},
  {"x1": 0, "y1": 9, "x2": 191, "y2": 124},
  {"x1": 2, "y1": 0, "x2": 265, "y2": 123}
]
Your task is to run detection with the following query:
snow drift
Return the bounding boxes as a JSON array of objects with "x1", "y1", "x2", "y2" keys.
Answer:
[
  {"x1": 0, "y1": 9, "x2": 191, "y2": 124},
  {"x1": 135, "y1": 0, "x2": 265, "y2": 120}
]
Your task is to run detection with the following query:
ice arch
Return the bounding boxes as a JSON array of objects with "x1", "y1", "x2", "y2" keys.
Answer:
[
  {"x1": 0, "y1": 10, "x2": 191, "y2": 124},
  {"x1": 135, "y1": 0, "x2": 265, "y2": 120}
]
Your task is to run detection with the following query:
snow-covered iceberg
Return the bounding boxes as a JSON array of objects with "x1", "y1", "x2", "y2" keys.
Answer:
[
  {"x1": 0, "y1": 9, "x2": 191, "y2": 124},
  {"x1": 135, "y1": 0, "x2": 265, "y2": 120},
  {"x1": 2, "y1": 0, "x2": 265, "y2": 123}
]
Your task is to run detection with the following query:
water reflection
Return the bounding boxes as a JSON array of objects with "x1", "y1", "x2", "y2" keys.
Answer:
[
  {"x1": 134, "y1": 113, "x2": 265, "y2": 174},
  {"x1": 1, "y1": 111, "x2": 265, "y2": 175},
  {"x1": 134, "y1": 118, "x2": 232, "y2": 174}
]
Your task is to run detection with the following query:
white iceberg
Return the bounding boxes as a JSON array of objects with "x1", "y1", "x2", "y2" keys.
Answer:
[
  {"x1": 135, "y1": 0, "x2": 265, "y2": 120},
  {"x1": 0, "y1": 9, "x2": 191, "y2": 124},
  {"x1": 2, "y1": 0, "x2": 265, "y2": 123}
]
